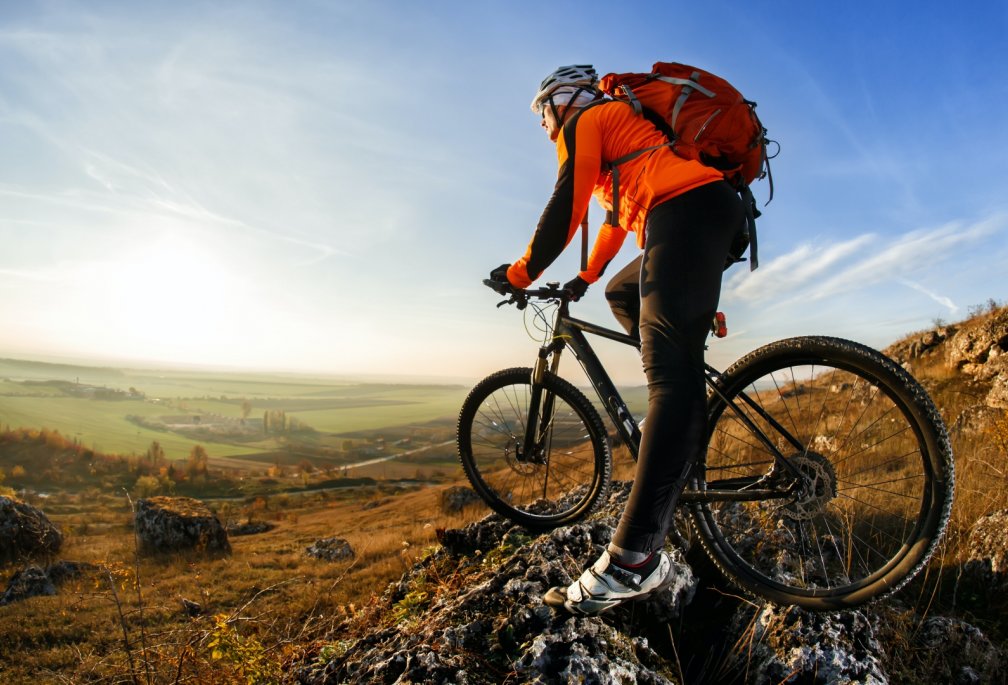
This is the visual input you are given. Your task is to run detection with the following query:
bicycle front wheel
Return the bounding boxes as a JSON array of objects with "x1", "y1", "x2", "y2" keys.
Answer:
[
  {"x1": 456, "y1": 367, "x2": 611, "y2": 530},
  {"x1": 692, "y1": 336, "x2": 954, "y2": 610}
]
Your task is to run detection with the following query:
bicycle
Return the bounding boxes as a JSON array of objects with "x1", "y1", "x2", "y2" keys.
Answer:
[{"x1": 456, "y1": 280, "x2": 954, "y2": 610}]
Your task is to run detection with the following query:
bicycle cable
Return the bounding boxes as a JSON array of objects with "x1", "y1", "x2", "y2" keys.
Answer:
[{"x1": 523, "y1": 299, "x2": 557, "y2": 343}]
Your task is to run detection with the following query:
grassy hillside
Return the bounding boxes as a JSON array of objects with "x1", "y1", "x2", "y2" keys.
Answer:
[{"x1": 0, "y1": 305, "x2": 1006, "y2": 682}]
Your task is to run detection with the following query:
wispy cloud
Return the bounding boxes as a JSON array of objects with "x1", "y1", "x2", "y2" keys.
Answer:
[
  {"x1": 897, "y1": 279, "x2": 958, "y2": 314},
  {"x1": 724, "y1": 214, "x2": 1006, "y2": 308}
]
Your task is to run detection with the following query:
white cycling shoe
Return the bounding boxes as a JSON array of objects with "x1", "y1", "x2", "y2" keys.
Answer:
[{"x1": 543, "y1": 549, "x2": 675, "y2": 615}]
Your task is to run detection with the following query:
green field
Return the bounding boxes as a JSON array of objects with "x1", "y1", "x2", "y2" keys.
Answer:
[{"x1": 0, "y1": 357, "x2": 468, "y2": 463}]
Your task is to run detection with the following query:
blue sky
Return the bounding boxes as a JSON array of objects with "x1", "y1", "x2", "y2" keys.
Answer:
[{"x1": 1, "y1": 0, "x2": 1006, "y2": 384}]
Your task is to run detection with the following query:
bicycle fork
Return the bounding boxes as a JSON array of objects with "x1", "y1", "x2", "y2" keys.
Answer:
[{"x1": 519, "y1": 340, "x2": 566, "y2": 472}]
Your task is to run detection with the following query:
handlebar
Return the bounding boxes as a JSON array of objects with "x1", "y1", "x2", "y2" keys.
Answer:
[{"x1": 482, "y1": 279, "x2": 569, "y2": 309}]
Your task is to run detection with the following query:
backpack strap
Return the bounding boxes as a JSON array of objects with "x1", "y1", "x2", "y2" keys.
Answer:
[
  {"x1": 654, "y1": 73, "x2": 715, "y2": 130},
  {"x1": 606, "y1": 142, "x2": 673, "y2": 228}
]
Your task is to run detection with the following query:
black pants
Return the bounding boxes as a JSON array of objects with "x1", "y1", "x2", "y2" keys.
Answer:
[{"x1": 606, "y1": 180, "x2": 745, "y2": 554}]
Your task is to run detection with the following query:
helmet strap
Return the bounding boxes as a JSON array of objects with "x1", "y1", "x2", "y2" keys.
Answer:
[{"x1": 551, "y1": 86, "x2": 592, "y2": 127}]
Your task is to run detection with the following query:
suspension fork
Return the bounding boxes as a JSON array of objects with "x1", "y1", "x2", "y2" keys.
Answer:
[{"x1": 521, "y1": 338, "x2": 566, "y2": 461}]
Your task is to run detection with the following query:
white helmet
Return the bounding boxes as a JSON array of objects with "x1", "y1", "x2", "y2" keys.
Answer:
[{"x1": 530, "y1": 64, "x2": 599, "y2": 114}]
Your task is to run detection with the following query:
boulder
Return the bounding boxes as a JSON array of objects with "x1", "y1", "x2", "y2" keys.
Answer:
[
  {"x1": 134, "y1": 496, "x2": 231, "y2": 555},
  {"x1": 306, "y1": 537, "x2": 355, "y2": 562},
  {"x1": 0, "y1": 495, "x2": 63, "y2": 563},
  {"x1": 439, "y1": 485, "x2": 483, "y2": 514},
  {"x1": 0, "y1": 565, "x2": 55, "y2": 605},
  {"x1": 962, "y1": 509, "x2": 1008, "y2": 594}
]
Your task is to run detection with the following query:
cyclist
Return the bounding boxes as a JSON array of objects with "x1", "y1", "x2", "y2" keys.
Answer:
[{"x1": 489, "y1": 64, "x2": 746, "y2": 615}]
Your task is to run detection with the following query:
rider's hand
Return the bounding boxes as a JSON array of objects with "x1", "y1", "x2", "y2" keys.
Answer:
[
  {"x1": 489, "y1": 263, "x2": 512, "y2": 285},
  {"x1": 563, "y1": 275, "x2": 589, "y2": 301}
]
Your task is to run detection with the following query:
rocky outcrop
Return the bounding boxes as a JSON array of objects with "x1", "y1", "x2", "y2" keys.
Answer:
[
  {"x1": 943, "y1": 308, "x2": 1008, "y2": 409},
  {"x1": 297, "y1": 480, "x2": 1007, "y2": 684},
  {"x1": 946, "y1": 308, "x2": 1008, "y2": 376},
  {"x1": 439, "y1": 485, "x2": 483, "y2": 514},
  {"x1": 297, "y1": 482, "x2": 697, "y2": 684},
  {"x1": 887, "y1": 307, "x2": 1008, "y2": 410},
  {"x1": 0, "y1": 495, "x2": 62, "y2": 563},
  {"x1": 134, "y1": 496, "x2": 230, "y2": 555},
  {"x1": 729, "y1": 604, "x2": 887, "y2": 684},
  {"x1": 916, "y1": 616, "x2": 1006, "y2": 684},
  {"x1": 306, "y1": 537, "x2": 355, "y2": 562}
]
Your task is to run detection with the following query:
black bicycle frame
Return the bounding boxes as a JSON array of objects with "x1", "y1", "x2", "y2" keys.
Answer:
[{"x1": 529, "y1": 300, "x2": 802, "y2": 504}]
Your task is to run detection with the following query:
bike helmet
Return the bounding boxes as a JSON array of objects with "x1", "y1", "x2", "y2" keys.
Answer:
[{"x1": 530, "y1": 64, "x2": 600, "y2": 115}]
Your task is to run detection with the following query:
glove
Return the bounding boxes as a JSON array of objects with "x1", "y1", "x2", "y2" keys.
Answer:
[
  {"x1": 563, "y1": 275, "x2": 589, "y2": 301},
  {"x1": 489, "y1": 263, "x2": 512, "y2": 284}
]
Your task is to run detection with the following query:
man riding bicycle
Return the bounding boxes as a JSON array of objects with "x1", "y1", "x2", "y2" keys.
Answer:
[{"x1": 489, "y1": 64, "x2": 746, "y2": 615}]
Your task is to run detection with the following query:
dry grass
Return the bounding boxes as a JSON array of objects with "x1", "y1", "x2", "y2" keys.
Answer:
[{"x1": 0, "y1": 481, "x2": 489, "y2": 684}]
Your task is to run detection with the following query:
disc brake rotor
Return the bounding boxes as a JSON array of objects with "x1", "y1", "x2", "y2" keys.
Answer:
[{"x1": 780, "y1": 451, "x2": 838, "y2": 521}]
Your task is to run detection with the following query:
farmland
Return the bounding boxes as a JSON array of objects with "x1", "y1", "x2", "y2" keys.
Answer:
[{"x1": 0, "y1": 356, "x2": 469, "y2": 474}]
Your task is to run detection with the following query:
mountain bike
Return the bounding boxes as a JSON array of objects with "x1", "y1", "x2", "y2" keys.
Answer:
[{"x1": 456, "y1": 280, "x2": 954, "y2": 610}]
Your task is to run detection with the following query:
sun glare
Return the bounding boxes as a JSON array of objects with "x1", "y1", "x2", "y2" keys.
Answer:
[{"x1": 89, "y1": 235, "x2": 250, "y2": 362}]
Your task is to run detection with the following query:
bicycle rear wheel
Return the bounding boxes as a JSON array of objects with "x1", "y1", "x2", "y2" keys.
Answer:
[
  {"x1": 456, "y1": 367, "x2": 611, "y2": 530},
  {"x1": 692, "y1": 336, "x2": 954, "y2": 610}
]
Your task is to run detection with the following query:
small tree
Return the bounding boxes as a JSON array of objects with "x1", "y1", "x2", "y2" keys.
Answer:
[
  {"x1": 134, "y1": 475, "x2": 161, "y2": 498},
  {"x1": 146, "y1": 441, "x2": 166, "y2": 467},
  {"x1": 186, "y1": 445, "x2": 209, "y2": 479}
]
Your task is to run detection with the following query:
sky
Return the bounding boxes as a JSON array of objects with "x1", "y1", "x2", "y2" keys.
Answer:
[{"x1": 1, "y1": 0, "x2": 1006, "y2": 385}]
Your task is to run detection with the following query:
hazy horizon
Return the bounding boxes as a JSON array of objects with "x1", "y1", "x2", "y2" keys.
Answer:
[{"x1": 2, "y1": 1, "x2": 1006, "y2": 386}]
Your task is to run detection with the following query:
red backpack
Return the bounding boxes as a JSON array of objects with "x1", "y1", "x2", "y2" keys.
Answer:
[
  {"x1": 599, "y1": 62, "x2": 771, "y2": 190},
  {"x1": 599, "y1": 62, "x2": 774, "y2": 269}
]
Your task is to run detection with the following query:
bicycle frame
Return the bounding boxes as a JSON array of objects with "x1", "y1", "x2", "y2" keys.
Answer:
[{"x1": 526, "y1": 293, "x2": 802, "y2": 505}]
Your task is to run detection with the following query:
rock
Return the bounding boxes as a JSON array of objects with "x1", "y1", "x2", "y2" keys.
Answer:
[
  {"x1": 986, "y1": 369, "x2": 1008, "y2": 408},
  {"x1": 134, "y1": 496, "x2": 231, "y2": 555},
  {"x1": 917, "y1": 616, "x2": 1006, "y2": 684},
  {"x1": 952, "y1": 405, "x2": 1006, "y2": 437},
  {"x1": 181, "y1": 597, "x2": 203, "y2": 617},
  {"x1": 0, "y1": 565, "x2": 56, "y2": 605},
  {"x1": 0, "y1": 560, "x2": 101, "y2": 606},
  {"x1": 306, "y1": 537, "x2": 355, "y2": 562},
  {"x1": 961, "y1": 509, "x2": 1008, "y2": 595},
  {"x1": 0, "y1": 495, "x2": 63, "y2": 563},
  {"x1": 439, "y1": 485, "x2": 483, "y2": 514},
  {"x1": 730, "y1": 603, "x2": 887, "y2": 684},
  {"x1": 226, "y1": 521, "x2": 275, "y2": 536}
]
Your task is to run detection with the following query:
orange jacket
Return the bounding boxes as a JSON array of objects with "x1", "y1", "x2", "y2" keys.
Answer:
[{"x1": 507, "y1": 99, "x2": 724, "y2": 288}]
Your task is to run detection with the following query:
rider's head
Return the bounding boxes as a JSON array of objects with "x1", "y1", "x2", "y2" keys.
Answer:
[{"x1": 530, "y1": 65, "x2": 600, "y2": 141}]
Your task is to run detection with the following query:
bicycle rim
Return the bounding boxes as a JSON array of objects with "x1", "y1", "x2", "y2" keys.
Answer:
[
  {"x1": 456, "y1": 368, "x2": 611, "y2": 529},
  {"x1": 693, "y1": 336, "x2": 953, "y2": 609}
]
